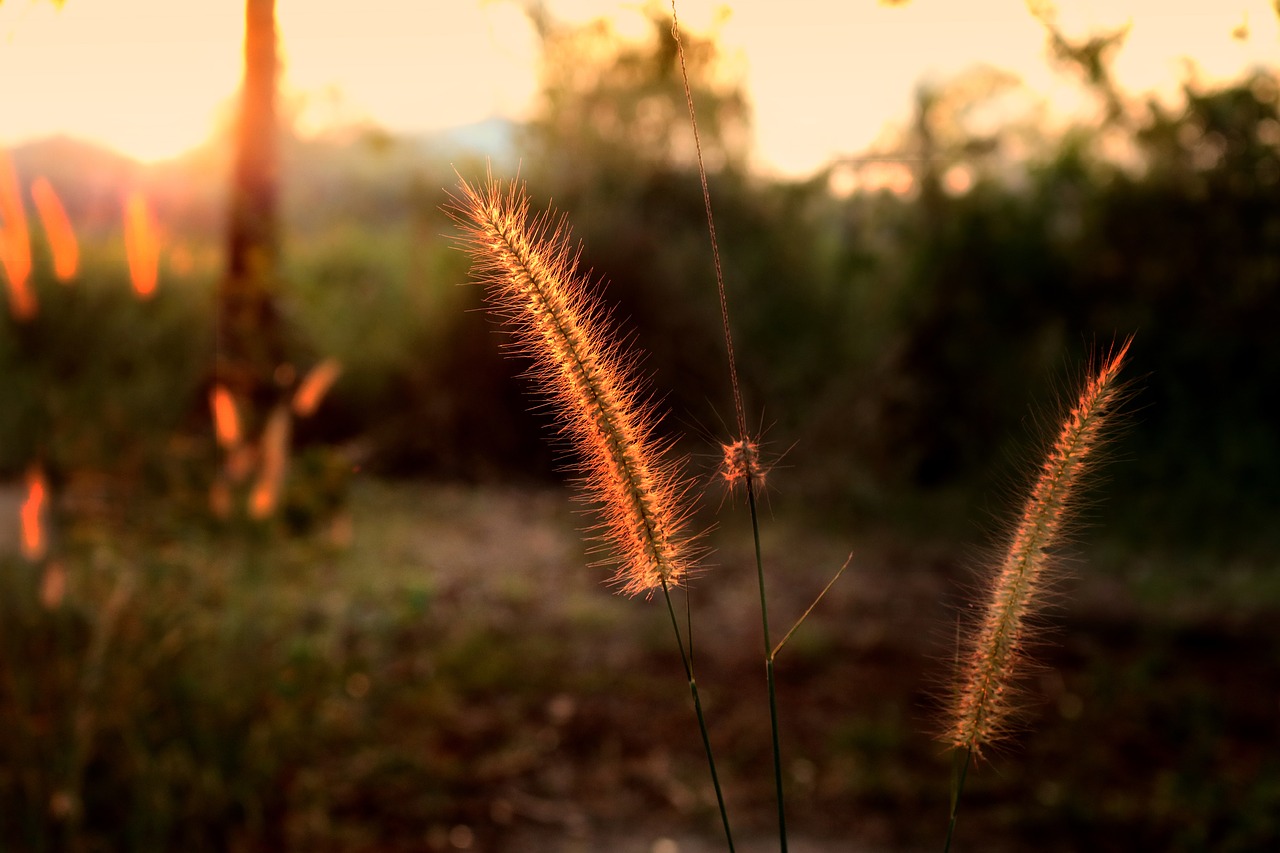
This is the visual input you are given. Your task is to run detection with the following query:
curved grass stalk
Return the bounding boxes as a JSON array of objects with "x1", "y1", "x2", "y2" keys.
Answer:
[{"x1": 669, "y1": 4, "x2": 794, "y2": 847}]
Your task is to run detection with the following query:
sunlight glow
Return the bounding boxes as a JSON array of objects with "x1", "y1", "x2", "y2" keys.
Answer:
[
  {"x1": 30, "y1": 177, "x2": 78, "y2": 281},
  {"x1": 277, "y1": 0, "x2": 539, "y2": 137},
  {"x1": 0, "y1": 1, "x2": 242, "y2": 162},
  {"x1": 0, "y1": 1, "x2": 1276, "y2": 175}
]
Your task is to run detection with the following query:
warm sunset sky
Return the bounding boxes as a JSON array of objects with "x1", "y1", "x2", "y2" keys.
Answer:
[{"x1": 1, "y1": 0, "x2": 1276, "y2": 177}]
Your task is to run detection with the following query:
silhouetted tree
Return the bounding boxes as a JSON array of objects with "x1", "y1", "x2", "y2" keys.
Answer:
[{"x1": 218, "y1": 0, "x2": 286, "y2": 424}]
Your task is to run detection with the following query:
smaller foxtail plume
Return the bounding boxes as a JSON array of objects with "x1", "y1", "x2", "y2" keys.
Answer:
[{"x1": 949, "y1": 339, "x2": 1132, "y2": 756}]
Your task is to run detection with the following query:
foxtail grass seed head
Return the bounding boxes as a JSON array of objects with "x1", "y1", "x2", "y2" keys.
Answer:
[
  {"x1": 292, "y1": 358, "x2": 343, "y2": 418},
  {"x1": 448, "y1": 176, "x2": 695, "y2": 596},
  {"x1": 719, "y1": 437, "x2": 767, "y2": 495},
  {"x1": 949, "y1": 339, "x2": 1131, "y2": 756}
]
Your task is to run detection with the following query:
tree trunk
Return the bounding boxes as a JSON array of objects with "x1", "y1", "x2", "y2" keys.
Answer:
[{"x1": 218, "y1": 0, "x2": 285, "y2": 419}]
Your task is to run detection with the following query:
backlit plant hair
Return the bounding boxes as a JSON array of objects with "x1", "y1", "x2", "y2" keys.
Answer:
[
  {"x1": 448, "y1": 175, "x2": 695, "y2": 597},
  {"x1": 450, "y1": 173, "x2": 737, "y2": 850},
  {"x1": 944, "y1": 338, "x2": 1132, "y2": 850}
]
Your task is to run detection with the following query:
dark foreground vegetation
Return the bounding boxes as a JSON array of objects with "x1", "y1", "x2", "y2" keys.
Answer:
[{"x1": 2, "y1": 481, "x2": 1278, "y2": 851}]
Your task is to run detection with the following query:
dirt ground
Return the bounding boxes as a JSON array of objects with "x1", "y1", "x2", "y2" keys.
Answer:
[
  {"x1": 343, "y1": 481, "x2": 1280, "y2": 853},
  {"x1": 6, "y1": 478, "x2": 1275, "y2": 851}
]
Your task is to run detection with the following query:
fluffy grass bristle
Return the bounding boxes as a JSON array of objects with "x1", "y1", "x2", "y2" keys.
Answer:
[
  {"x1": 949, "y1": 338, "x2": 1131, "y2": 755},
  {"x1": 720, "y1": 437, "x2": 767, "y2": 495},
  {"x1": 448, "y1": 175, "x2": 695, "y2": 596}
]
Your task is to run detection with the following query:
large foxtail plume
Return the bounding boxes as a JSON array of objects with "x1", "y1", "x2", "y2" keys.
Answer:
[{"x1": 448, "y1": 176, "x2": 695, "y2": 596}]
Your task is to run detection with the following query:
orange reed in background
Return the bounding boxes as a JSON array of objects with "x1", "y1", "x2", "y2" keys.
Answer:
[
  {"x1": 292, "y1": 358, "x2": 342, "y2": 417},
  {"x1": 31, "y1": 177, "x2": 79, "y2": 281},
  {"x1": 0, "y1": 150, "x2": 35, "y2": 320},
  {"x1": 210, "y1": 385, "x2": 242, "y2": 448},
  {"x1": 21, "y1": 465, "x2": 48, "y2": 561},
  {"x1": 249, "y1": 405, "x2": 291, "y2": 519},
  {"x1": 123, "y1": 191, "x2": 159, "y2": 298}
]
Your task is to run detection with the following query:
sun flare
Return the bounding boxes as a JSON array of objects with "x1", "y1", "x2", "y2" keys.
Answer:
[{"x1": 0, "y1": 0, "x2": 1275, "y2": 175}]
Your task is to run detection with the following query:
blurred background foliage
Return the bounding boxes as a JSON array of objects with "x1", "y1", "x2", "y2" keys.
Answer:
[
  {"x1": 2, "y1": 4, "x2": 1280, "y2": 850},
  {"x1": 4, "y1": 7, "x2": 1277, "y2": 553}
]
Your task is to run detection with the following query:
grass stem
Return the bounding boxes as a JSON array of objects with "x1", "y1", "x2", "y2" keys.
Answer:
[
  {"x1": 662, "y1": 580, "x2": 736, "y2": 853},
  {"x1": 943, "y1": 747, "x2": 972, "y2": 853},
  {"x1": 669, "y1": 5, "x2": 790, "y2": 846},
  {"x1": 748, "y1": 481, "x2": 788, "y2": 852}
]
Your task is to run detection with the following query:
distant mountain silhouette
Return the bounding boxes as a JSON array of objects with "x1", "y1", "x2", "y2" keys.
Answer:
[
  {"x1": 7, "y1": 136, "x2": 143, "y2": 231},
  {"x1": 420, "y1": 117, "x2": 518, "y2": 164},
  {"x1": 8, "y1": 135, "x2": 139, "y2": 178},
  {"x1": 4, "y1": 119, "x2": 520, "y2": 238},
  {"x1": 8, "y1": 117, "x2": 517, "y2": 183}
]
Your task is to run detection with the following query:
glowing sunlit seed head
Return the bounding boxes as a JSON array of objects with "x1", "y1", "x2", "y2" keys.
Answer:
[
  {"x1": 210, "y1": 384, "x2": 241, "y2": 448},
  {"x1": 20, "y1": 465, "x2": 47, "y2": 561},
  {"x1": 948, "y1": 339, "x2": 1131, "y2": 756},
  {"x1": 719, "y1": 437, "x2": 767, "y2": 495},
  {"x1": 30, "y1": 177, "x2": 78, "y2": 281},
  {"x1": 248, "y1": 481, "x2": 274, "y2": 519},
  {"x1": 292, "y1": 358, "x2": 342, "y2": 418},
  {"x1": 249, "y1": 405, "x2": 291, "y2": 519},
  {"x1": 449, "y1": 175, "x2": 697, "y2": 595},
  {"x1": 0, "y1": 151, "x2": 35, "y2": 319},
  {"x1": 123, "y1": 190, "x2": 159, "y2": 298}
]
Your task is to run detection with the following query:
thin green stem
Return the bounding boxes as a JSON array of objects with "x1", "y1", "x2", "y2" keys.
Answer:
[
  {"x1": 662, "y1": 580, "x2": 736, "y2": 852},
  {"x1": 670, "y1": 3, "x2": 785, "y2": 847},
  {"x1": 686, "y1": 583, "x2": 696, "y2": 671},
  {"x1": 747, "y1": 480, "x2": 787, "y2": 852},
  {"x1": 669, "y1": 0, "x2": 746, "y2": 440},
  {"x1": 944, "y1": 747, "x2": 972, "y2": 853}
]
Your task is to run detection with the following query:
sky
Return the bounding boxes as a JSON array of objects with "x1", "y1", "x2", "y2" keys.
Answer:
[{"x1": 0, "y1": 0, "x2": 1276, "y2": 177}]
